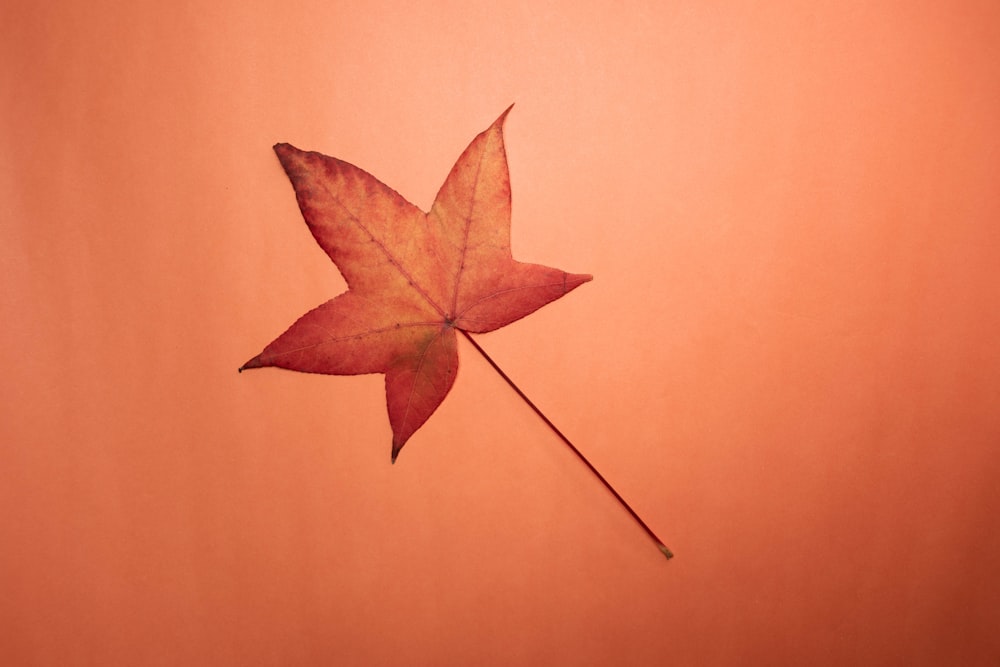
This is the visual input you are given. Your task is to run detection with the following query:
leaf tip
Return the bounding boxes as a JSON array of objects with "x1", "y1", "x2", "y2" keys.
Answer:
[
  {"x1": 391, "y1": 441, "x2": 402, "y2": 464},
  {"x1": 239, "y1": 355, "x2": 264, "y2": 373},
  {"x1": 273, "y1": 143, "x2": 300, "y2": 163},
  {"x1": 562, "y1": 272, "x2": 594, "y2": 294},
  {"x1": 492, "y1": 104, "x2": 515, "y2": 130}
]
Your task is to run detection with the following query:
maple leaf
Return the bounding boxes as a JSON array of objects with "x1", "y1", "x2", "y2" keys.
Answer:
[{"x1": 240, "y1": 106, "x2": 592, "y2": 462}]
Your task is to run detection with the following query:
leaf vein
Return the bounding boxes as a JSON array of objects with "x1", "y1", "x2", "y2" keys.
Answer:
[{"x1": 319, "y1": 179, "x2": 446, "y2": 319}]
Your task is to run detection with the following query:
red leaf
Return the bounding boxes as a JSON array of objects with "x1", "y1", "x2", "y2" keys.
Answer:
[{"x1": 241, "y1": 107, "x2": 592, "y2": 461}]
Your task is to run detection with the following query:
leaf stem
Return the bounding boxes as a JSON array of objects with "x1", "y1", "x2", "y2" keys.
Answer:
[{"x1": 459, "y1": 330, "x2": 673, "y2": 560}]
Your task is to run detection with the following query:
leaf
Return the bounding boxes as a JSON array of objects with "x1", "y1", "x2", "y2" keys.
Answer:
[{"x1": 241, "y1": 107, "x2": 592, "y2": 461}]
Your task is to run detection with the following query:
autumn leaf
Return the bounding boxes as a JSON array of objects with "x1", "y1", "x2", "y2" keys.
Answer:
[
  {"x1": 240, "y1": 107, "x2": 672, "y2": 559},
  {"x1": 240, "y1": 106, "x2": 592, "y2": 462}
]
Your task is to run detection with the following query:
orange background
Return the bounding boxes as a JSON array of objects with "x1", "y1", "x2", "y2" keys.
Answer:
[{"x1": 3, "y1": 1, "x2": 999, "y2": 664}]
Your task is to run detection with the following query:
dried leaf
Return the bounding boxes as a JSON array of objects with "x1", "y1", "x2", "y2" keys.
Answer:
[{"x1": 241, "y1": 107, "x2": 591, "y2": 461}]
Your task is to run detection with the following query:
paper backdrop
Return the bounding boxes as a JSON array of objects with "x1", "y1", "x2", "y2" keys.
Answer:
[{"x1": 3, "y1": 1, "x2": 999, "y2": 664}]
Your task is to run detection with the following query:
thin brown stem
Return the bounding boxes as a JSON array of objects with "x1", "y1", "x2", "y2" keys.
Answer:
[{"x1": 459, "y1": 329, "x2": 673, "y2": 560}]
